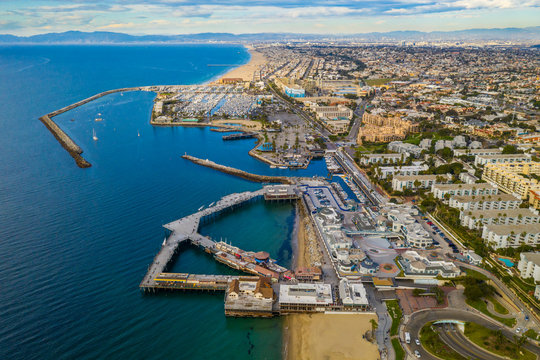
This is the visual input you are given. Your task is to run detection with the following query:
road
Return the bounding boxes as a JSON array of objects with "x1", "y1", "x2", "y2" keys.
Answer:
[
  {"x1": 456, "y1": 260, "x2": 540, "y2": 331},
  {"x1": 403, "y1": 309, "x2": 540, "y2": 360},
  {"x1": 346, "y1": 99, "x2": 367, "y2": 142},
  {"x1": 436, "y1": 323, "x2": 506, "y2": 360},
  {"x1": 365, "y1": 284, "x2": 394, "y2": 360}
]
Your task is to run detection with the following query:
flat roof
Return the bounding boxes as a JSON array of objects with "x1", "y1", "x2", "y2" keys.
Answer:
[
  {"x1": 393, "y1": 175, "x2": 439, "y2": 181},
  {"x1": 433, "y1": 183, "x2": 497, "y2": 190},
  {"x1": 278, "y1": 283, "x2": 333, "y2": 305},
  {"x1": 452, "y1": 193, "x2": 520, "y2": 202},
  {"x1": 477, "y1": 154, "x2": 531, "y2": 159},
  {"x1": 462, "y1": 208, "x2": 539, "y2": 218},
  {"x1": 521, "y1": 252, "x2": 540, "y2": 266},
  {"x1": 485, "y1": 223, "x2": 540, "y2": 235}
]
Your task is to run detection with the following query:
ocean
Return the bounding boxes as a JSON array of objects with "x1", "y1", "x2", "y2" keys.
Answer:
[{"x1": 0, "y1": 45, "x2": 325, "y2": 359}]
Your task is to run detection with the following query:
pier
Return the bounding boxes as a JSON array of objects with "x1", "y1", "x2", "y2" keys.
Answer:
[
  {"x1": 182, "y1": 154, "x2": 296, "y2": 184},
  {"x1": 140, "y1": 188, "x2": 268, "y2": 291},
  {"x1": 222, "y1": 132, "x2": 256, "y2": 140},
  {"x1": 39, "y1": 86, "x2": 152, "y2": 168}
]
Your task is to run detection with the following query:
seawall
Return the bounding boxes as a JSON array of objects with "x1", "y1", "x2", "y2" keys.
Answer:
[
  {"x1": 182, "y1": 154, "x2": 295, "y2": 184},
  {"x1": 39, "y1": 86, "x2": 148, "y2": 168}
]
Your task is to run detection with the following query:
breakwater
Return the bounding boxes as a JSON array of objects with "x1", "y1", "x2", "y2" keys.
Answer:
[
  {"x1": 182, "y1": 154, "x2": 295, "y2": 184},
  {"x1": 38, "y1": 86, "x2": 148, "y2": 168}
]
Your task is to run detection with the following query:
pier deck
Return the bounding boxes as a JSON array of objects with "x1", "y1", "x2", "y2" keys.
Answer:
[{"x1": 140, "y1": 189, "x2": 265, "y2": 290}]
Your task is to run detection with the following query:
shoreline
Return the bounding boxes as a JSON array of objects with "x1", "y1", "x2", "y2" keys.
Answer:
[{"x1": 213, "y1": 45, "x2": 266, "y2": 83}]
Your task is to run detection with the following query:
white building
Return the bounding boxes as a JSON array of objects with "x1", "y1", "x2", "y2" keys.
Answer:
[
  {"x1": 460, "y1": 208, "x2": 540, "y2": 229},
  {"x1": 517, "y1": 252, "x2": 540, "y2": 282},
  {"x1": 388, "y1": 141, "x2": 423, "y2": 157},
  {"x1": 449, "y1": 193, "x2": 521, "y2": 211},
  {"x1": 339, "y1": 279, "x2": 369, "y2": 310},
  {"x1": 453, "y1": 148, "x2": 502, "y2": 157},
  {"x1": 392, "y1": 174, "x2": 450, "y2": 192},
  {"x1": 459, "y1": 172, "x2": 479, "y2": 184},
  {"x1": 387, "y1": 205, "x2": 433, "y2": 248},
  {"x1": 398, "y1": 250, "x2": 461, "y2": 278},
  {"x1": 535, "y1": 285, "x2": 540, "y2": 301},
  {"x1": 378, "y1": 164, "x2": 429, "y2": 179},
  {"x1": 359, "y1": 153, "x2": 407, "y2": 165},
  {"x1": 465, "y1": 250, "x2": 483, "y2": 266},
  {"x1": 431, "y1": 183, "x2": 498, "y2": 200},
  {"x1": 474, "y1": 154, "x2": 531, "y2": 167},
  {"x1": 481, "y1": 223, "x2": 540, "y2": 249},
  {"x1": 279, "y1": 283, "x2": 333, "y2": 312}
]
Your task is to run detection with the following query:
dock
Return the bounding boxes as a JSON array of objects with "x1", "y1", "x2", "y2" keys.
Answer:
[
  {"x1": 222, "y1": 132, "x2": 257, "y2": 140},
  {"x1": 140, "y1": 188, "x2": 268, "y2": 291}
]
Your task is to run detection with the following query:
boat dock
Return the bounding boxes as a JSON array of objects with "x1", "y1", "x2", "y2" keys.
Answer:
[
  {"x1": 222, "y1": 132, "x2": 257, "y2": 140},
  {"x1": 140, "y1": 188, "x2": 267, "y2": 291}
]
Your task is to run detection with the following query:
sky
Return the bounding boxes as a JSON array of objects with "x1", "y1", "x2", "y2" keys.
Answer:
[{"x1": 1, "y1": 0, "x2": 539, "y2": 36}]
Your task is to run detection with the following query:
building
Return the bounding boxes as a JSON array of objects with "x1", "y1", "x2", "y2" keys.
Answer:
[
  {"x1": 514, "y1": 133, "x2": 540, "y2": 144},
  {"x1": 388, "y1": 141, "x2": 423, "y2": 157},
  {"x1": 481, "y1": 223, "x2": 540, "y2": 249},
  {"x1": 387, "y1": 205, "x2": 433, "y2": 248},
  {"x1": 378, "y1": 164, "x2": 429, "y2": 179},
  {"x1": 339, "y1": 279, "x2": 369, "y2": 310},
  {"x1": 314, "y1": 105, "x2": 353, "y2": 120},
  {"x1": 284, "y1": 85, "x2": 305, "y2": 98},
  {"x1": 460, "y1": 208, "x2": 540, "y2": 229},
  {"x1": 474, "y1": 154, "x2": 531, "y2": 167},
  {"x1": 459, "y1": 172, "x2": 479, "y2": 184},
  {"x1": 264, "y1": 185, "x2": 300, "y2": 201},
  {"x1": 392, "y1": 174, "x2": 450, "y2": 192},
  {"x1": 278, "y1": 283, "x2": 333, "y2": 313},
  {"x1": 517, "y1": 252, "x2": 540, "y2": 282},
  {"x1": 359, "y1": 153, "x2": 408, "y2": 165},
  {"x1": 398, "y1": 250, "x2": 461, "y2": 278},
  {"x1": 224, "y1": 277, "x2": 274, "y2": 317},
  {"x1": 295, "y1": 267, "x2": 322, "y2": 282},
  {"x1": 482, "y1": 161, "x2": 540, "y2": 200},
  {"x1": 530, "y1": 189, "x2": 540, "y2": 210},
  {"x1": 431, "y1": 183, "x2": 498, "y2": 200},
  {"x1": 449, "y1": 193, "x2": 521, "y2": 211},
  {"x1": 323, "y1": 118, "x2": 350, "y2": 134},
  {"x1": 465, "y1": 250, "x2": 483, "y2": 266},
  {"x1": 357, "y1": 113, "x2": 419, "y2": 144},
  {"x1": 453, "y1": 148, "x2": 502, "y2": 157}
]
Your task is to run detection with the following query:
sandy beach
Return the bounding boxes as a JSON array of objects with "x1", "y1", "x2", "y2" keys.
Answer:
[
  {"x1": 286, "y1": 313, "x2": 380, "y2": 360},
  {"x1": 295, "y1": 200, "x2": 323, "y2": 268},
  {"x1": 215, "y1": 45, "x2": 266, "y2": 82}
]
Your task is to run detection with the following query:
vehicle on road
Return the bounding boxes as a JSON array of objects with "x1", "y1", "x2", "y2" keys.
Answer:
[
  {"x1": 405, "y1": 332, "x2": 411, "y2": 344},
  {"x1": 415, "y1": 339, "x2": 420, "y2": 346},
  {"x1": 414, "y1": 350, "x2": 421, "y2": 358}
]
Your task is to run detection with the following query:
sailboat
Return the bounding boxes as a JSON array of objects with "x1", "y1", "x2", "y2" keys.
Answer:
[
  {"x1": 92, "y1": 129, "x2": 98, "y2": 141},
  {"x1": 137, "y1": 130, "x2": 140, "y2": 137}
]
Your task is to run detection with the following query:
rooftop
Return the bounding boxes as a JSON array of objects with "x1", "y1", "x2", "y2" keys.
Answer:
[{"x1": 484, "y1": 222, "x2": 540, "y2": 235}]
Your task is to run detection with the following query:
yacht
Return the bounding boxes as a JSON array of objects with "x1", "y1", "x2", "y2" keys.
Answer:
[{"x1": 92, "y1": 129, "x2": 98, "y2": 141}]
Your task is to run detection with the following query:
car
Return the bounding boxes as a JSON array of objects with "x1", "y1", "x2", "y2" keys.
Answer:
[
  {"x1": 516, "y1": 327, "x2": 521, "y2": 333},
  {"x1": 415, "y1": 339, "x2": 420, "y2": 346},
  {"x1": 415, "y1": 350, "x2": 421, "y2": 358}
]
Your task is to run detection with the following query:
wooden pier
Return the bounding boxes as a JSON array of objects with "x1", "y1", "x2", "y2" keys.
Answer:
[
  {"x1": 140, "y1": 189, "x2": 265, "y2": 291},
  {"x1": 222, "y1": 132, "x2": 256, "y2": 140}
]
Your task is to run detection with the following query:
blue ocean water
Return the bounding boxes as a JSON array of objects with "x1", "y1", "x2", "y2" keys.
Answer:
[{"x1": 0, "y1": 45, "x2": 325, "y2": 360}]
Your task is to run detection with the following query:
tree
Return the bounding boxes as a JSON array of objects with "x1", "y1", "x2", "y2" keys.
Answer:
[{"x1": 501, "y1": 145, "x2": 523, "y2": 155}]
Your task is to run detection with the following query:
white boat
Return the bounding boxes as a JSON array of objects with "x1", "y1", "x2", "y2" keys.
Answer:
[
  {"x1": 279, "y1": 166, "x2": 288, "y2": 169},
  {"x1": 137, "y1": 130, "x2": 140, "y2": 137},
  {"x1": 95, "y1": 118, "x2": 103, "y2": 122},
  {"x1": 270, "y1": 165, "x2": 276, "y2": 169},
  {"x1": 92, "y1": 129, "x2": 98, "y2": 141},
  {"x1": 209, "y1": 202, "x2": 215, "y2": 207},
  {"x1": 198, "y1": 205, "x2": 204, "y2": 211}
]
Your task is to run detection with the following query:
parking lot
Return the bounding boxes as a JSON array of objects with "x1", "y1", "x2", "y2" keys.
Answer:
[{"x1": 413, "y1": 214, "x2": 461, "y2": 256}]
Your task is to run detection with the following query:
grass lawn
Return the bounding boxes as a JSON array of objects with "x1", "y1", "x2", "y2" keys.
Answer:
[
  {"x1": 463, "y1": 268, "x2": 488, "y2": 281},
  {"x1": 356, "y1": 143, "x2": 387, "y2": 153},
  {"x1": 391, "y1": 338, "x2": 405, "y2": 360},
  {"x1": 524, "y1": 329, "x2": 539, "y2": 341},
  {"x1": 364, "y1": 78, "x2": 394, "y2": 86},
  {"x1": 386, "y1": 300, "x2": 402, "y2": 336},
  {"x1": 464, "y1": 322, "x2": 536, "y2": 360},
  {"x1": 487, "y1": 295, "x2": 510, "y2": 315},
  {"x1": 419, "y1": 323, "x2": 467, "y2": 360},
  {"x1": 465, "y1": 298, "x2": 516, "y2": 327}
]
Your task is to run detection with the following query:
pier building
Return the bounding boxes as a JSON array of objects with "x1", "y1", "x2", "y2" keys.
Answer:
[{"x1": 224, "y1": 277, "x2": 275, "y2": 317}]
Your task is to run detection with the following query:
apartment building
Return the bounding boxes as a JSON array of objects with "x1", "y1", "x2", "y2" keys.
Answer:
[
  {"x1": 482, "y1": 161, "x2": 540, "y2": 200},
  {"x1": 359, "y1": 153, "x2": 407, "y2": 165},
  {"x1": 517, "y1": 252, "x2": 540, "y2": 282},
  {"x1": 449, "y1": 193, "x2": 521, "y2": 211},
  {"x1": 431, "y1": 183, "x2": 498, "y2": 200},
  {"x1": 453, "y1": 148, "x2": 502, "y2": 157},
  {"x1": 474, "y1": 153, "x2": 531, "y2": 167},
  {"x1": 388, "y1": 141, "x2": 423, "y2": 157},
  {"x1": 392, "y1": 174, "x2": 450, "y2": 192},
  {"x1": 314, "y1": 105, "x2": 353, "y2": 120},
  {"x1": 459, "y1": 208, "x2": 540, "y2": 229},
  {"x1": 378, "y1": 164, "x2": 429, "y2": 179},
  {"x1": 482, "y1": 223, "x2": 540, "y2": 249}
]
